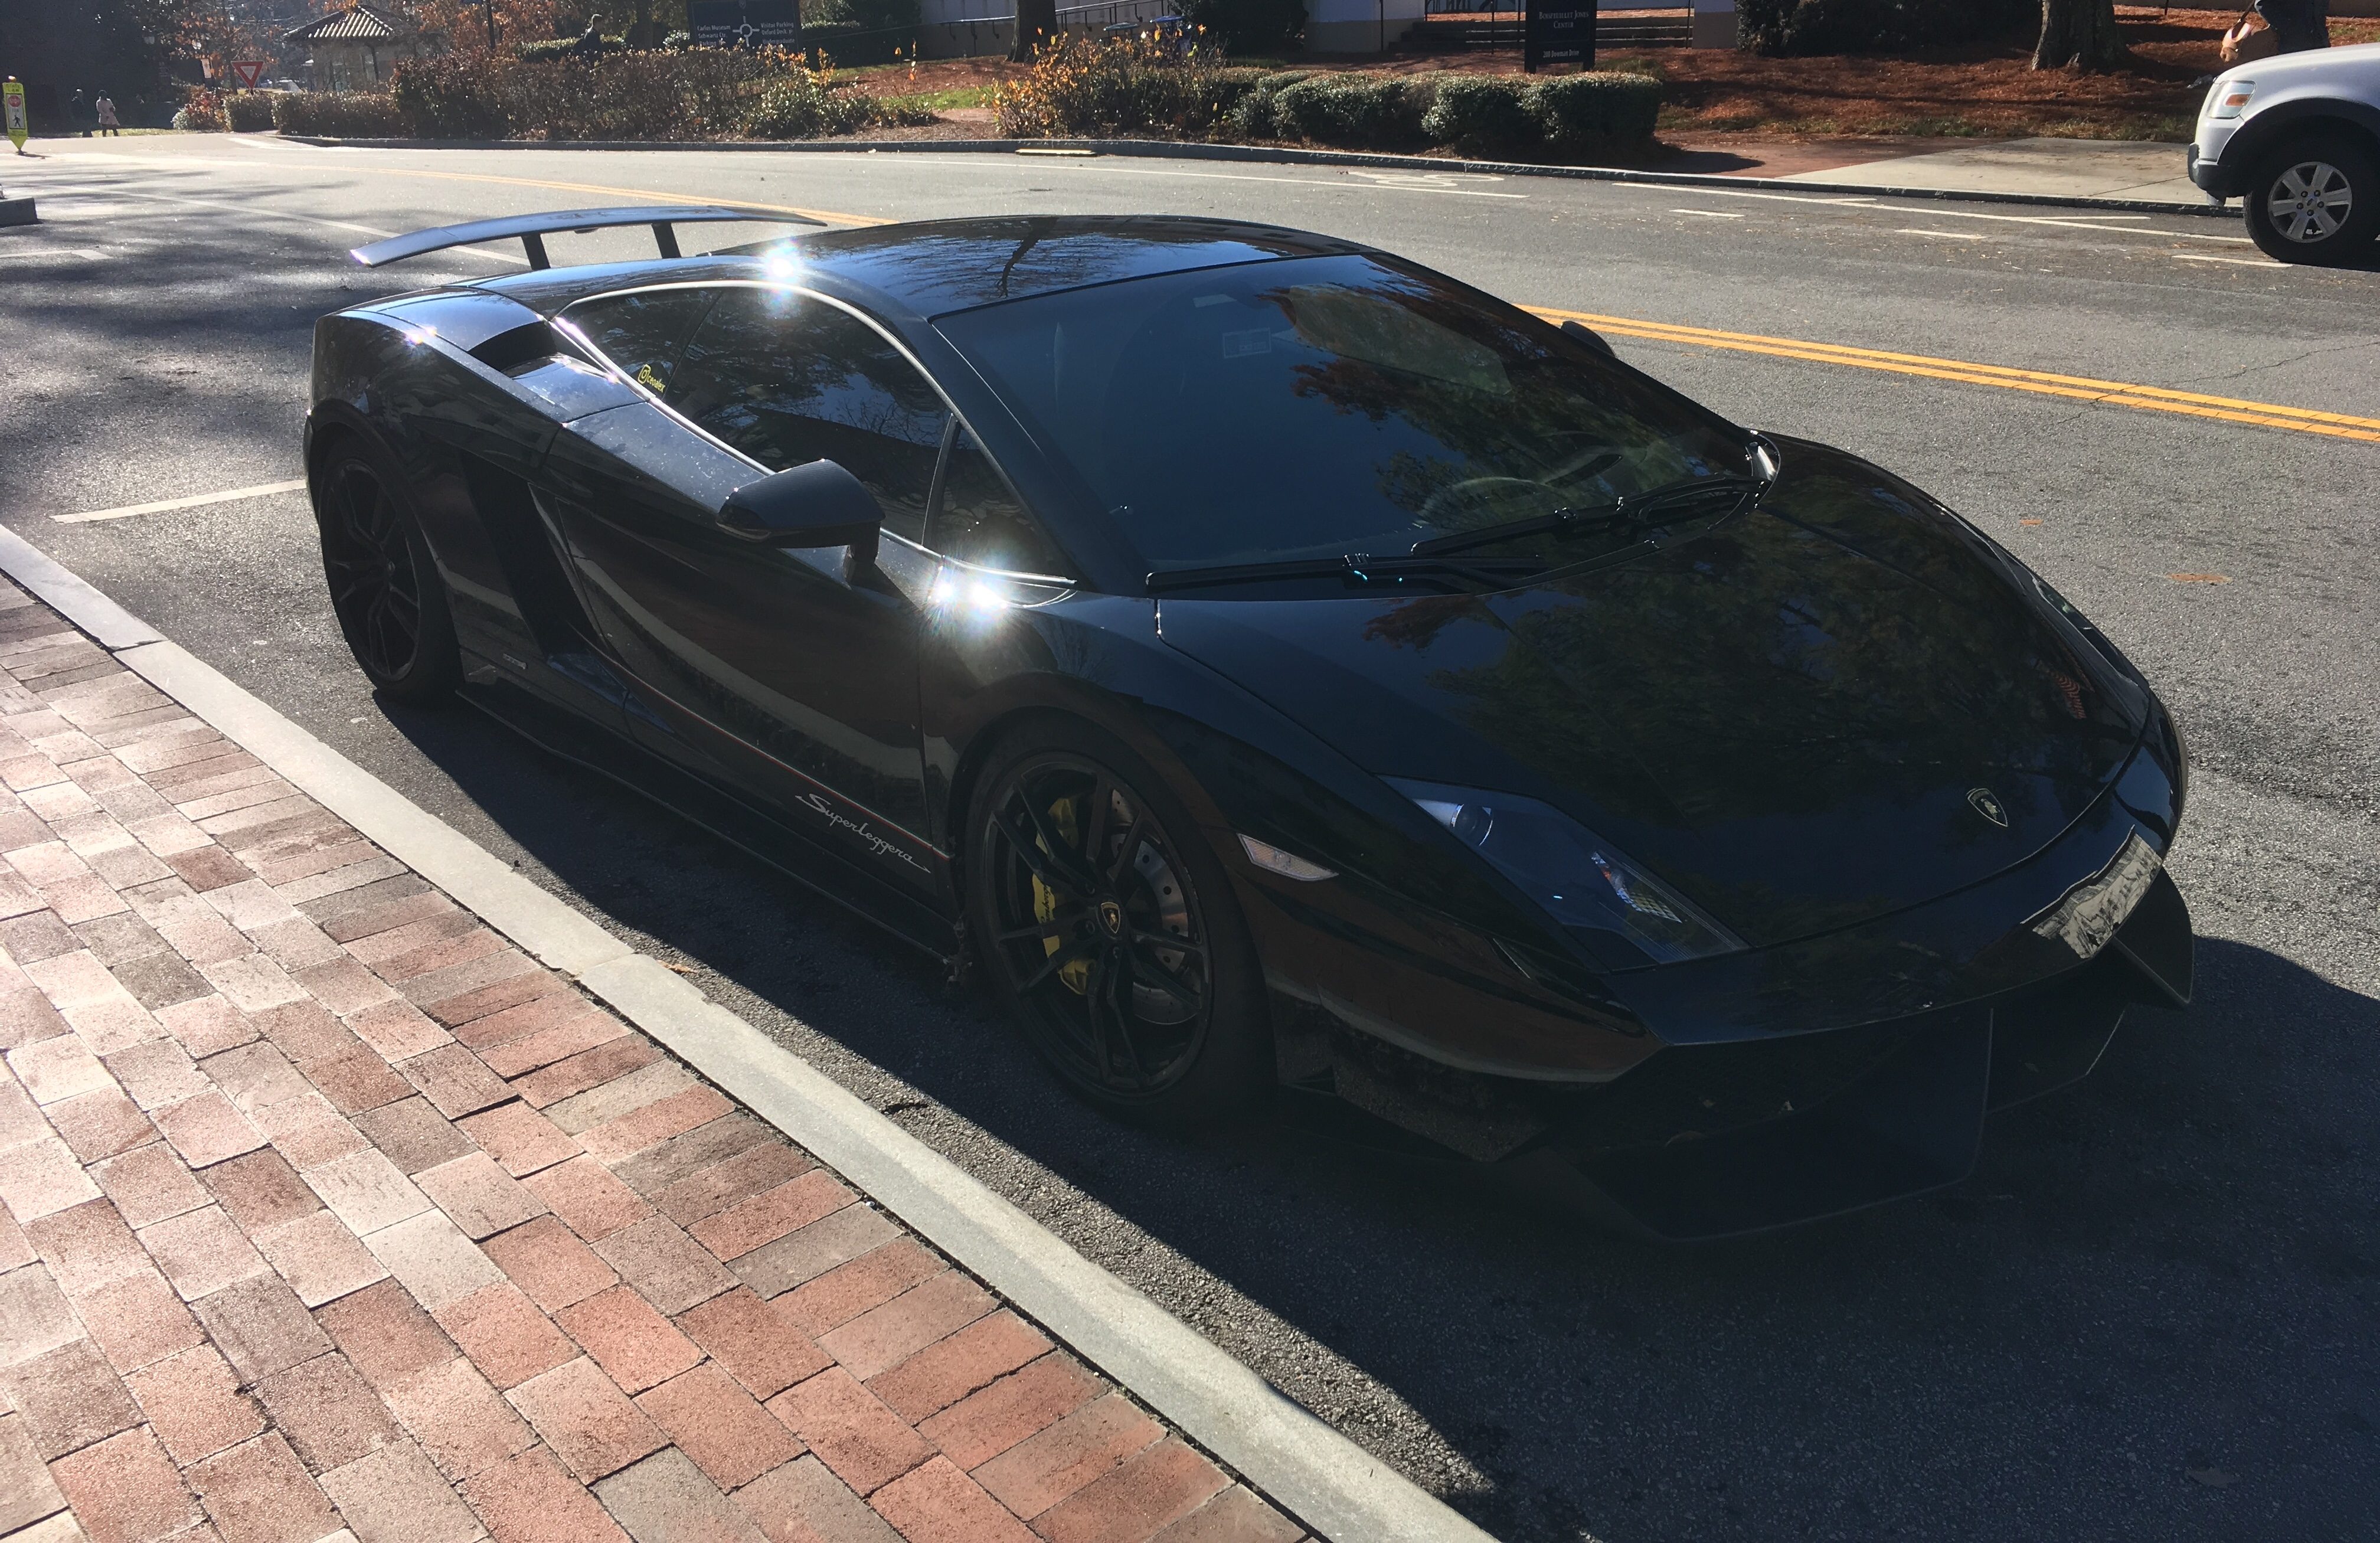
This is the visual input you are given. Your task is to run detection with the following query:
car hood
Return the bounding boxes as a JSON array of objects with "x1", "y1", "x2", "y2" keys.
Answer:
[{"x1": 1156, "y1": 437, "x2": 2150, "y2": 949}]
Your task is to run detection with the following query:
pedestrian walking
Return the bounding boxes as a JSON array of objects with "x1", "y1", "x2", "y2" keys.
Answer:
[
  {"x1": 2255, "y1": 0, "x2": 2332, "y2": 51},
  {"x1": 94, "y1": 93, "x2": 120, "y2": 135},
  {"x1": 67, "y1": 88, "x2": 90, "y2": 136}
]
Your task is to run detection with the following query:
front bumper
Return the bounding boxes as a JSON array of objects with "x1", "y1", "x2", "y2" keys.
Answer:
[{"x1": 1539, "y1": 869, "x2": 2189, "y2": 1239}]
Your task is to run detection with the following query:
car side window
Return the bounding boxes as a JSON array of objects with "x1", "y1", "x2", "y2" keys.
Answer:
[
  {"x1": 560, "y1": 289, "x2": 714, "y2": 397},
  {"x1": 665, "y1": 287, "x2": 946, "y2": 544},
  {"x1": 930, "y1": 429, "x2": 1068, "y2": 577}
]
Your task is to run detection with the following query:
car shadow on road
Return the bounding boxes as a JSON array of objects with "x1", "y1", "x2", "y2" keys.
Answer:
[{"x1": 375, "y1": 675, "x2": 2380, "y2": 1543}]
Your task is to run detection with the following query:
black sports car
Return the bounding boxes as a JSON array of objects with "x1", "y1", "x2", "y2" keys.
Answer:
[{"x1": 308, "y1": 207, "x2": 2192, "y2": 1238}]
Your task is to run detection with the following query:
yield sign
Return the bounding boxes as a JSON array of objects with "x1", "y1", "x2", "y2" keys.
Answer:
[{"x1": 230, "y1": 60, "x2": 267, "y2": 89}]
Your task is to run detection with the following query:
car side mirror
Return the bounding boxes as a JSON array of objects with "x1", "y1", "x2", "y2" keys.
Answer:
[
  {"x1": 718, "y1": 460, "x2": 881, "y2": 563},
  {"x1": 1560, "y1": 318, "x2": 1616, "y2": 358}
]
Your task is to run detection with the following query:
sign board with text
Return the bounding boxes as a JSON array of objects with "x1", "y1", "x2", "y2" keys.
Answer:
[
  {"x1": 1523, "y1": 0, "x2": 1594, "y2": 71},
  {"x1": 230, "y1": 60, "x2": 267, "y2": 89},
  {"x1": 686, "y1": 0, "x2": 802, "y2": 48},
  {"x1": 4, "y1": 79, "x2": 27, "y2": 151}
]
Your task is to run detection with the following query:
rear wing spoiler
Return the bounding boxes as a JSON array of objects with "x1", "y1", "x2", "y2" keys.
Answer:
[{"x1": 349, "y1": 205, "x2": 824, "y2": 270}]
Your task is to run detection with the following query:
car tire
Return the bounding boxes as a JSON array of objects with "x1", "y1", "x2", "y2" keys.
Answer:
[
  {"x1": 2242, "y1": 135, "x2": 2380, "y2": 264},
  {"x1": 310, "y1": 433, "x2": 461, "y2": 703},
  {"x1": 965, "y1": 721, "x2": 1272, "y2": 1129}
]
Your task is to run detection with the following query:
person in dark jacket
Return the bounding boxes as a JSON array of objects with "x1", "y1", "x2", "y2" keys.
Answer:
[
  {"x1": 67, "y1": 89, "x2": 90, "y2": 136},
  {"x1": 2256, "y1": 0, "x2": 2332, "y2": 52}
]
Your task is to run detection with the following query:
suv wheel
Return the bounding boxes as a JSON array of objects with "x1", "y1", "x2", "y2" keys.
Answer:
[{"x1": 2244, "y1": 136, "x2": 2380, "y2": 265}]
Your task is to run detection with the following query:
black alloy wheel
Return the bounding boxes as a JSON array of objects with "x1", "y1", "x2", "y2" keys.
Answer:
[
  {"x1": 313, "y1": 439, "x2": 460, "y2": 702},
  {"x1": 969, "y1": 732, "x2": 1267, "y2": 1124},
  {"x1": 2244, "y1": 136, "x2": 2380, "y2": 265}
]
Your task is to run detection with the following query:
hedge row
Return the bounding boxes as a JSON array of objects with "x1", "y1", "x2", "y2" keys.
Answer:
[
  {"x1": 260, "y1": 50, "x2": 929, "y2": 141},
  {"x1": 1227, "y1": 70, "x2": 1656, "y2": 155}
]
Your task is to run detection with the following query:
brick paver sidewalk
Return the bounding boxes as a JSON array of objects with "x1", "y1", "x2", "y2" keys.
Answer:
[{"x1": 0, "y1": 573, "x2": 1304, "y2": 1543}]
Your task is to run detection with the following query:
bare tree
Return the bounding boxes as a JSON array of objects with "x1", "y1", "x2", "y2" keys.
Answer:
[
  {"x1": 2035, "y1": 0, "x2": 2129, "y2": 70},
  {"x1": 1010, "y1": 0, "x2": 1057, "y2": 61}
]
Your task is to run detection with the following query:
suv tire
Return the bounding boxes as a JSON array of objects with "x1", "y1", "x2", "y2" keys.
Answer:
[{"x1": 2243, "y1": 134, "x2": 2380, "y2": 265}]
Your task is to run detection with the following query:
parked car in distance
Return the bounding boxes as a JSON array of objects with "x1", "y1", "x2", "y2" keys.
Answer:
[{"x1": 2190, "y1": 40, "x2": 2380, "y2": 263}]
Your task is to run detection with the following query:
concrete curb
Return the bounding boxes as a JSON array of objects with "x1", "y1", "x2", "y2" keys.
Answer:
[
  {"x1": 282, "y1": 131, "x2": 2239, "y2": 219},
  {"x1": 0, "y1": 525, "x2": 1502, "y2": 1543}
]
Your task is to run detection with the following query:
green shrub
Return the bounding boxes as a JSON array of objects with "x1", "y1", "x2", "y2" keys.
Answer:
[
  {"x1": 1223, "y1": 68, "x2": 1307, "y2": 138},
  {"x1": 391, "y1": 56, "x2": 511, "y2": 138},
  {"x1": 1178, "y1": 0, "x2": 1306, "y2": 54},
  {"x1": 743, "y1": 71, "x2": 873, "y2": 137},
  {"x1": 1271, "y1": 75, "x2": 1428, "y2": 150},
  {"x1": 270, "y1": 90, "x2": 407, "y2": 137},
  {"x1": 173, "y1": 89, "x2": 225, "y2": 131},
  {"x1": 1735, "y1": 0, "x2": 2032, "y2": 55},
  {"x1": 1420, "y1": 75, "x2": 1532, "y2": 156},
  {"x1": 222, "y1": 91, "x2": 277, "y2": 131},
  {"x1": 1524, "y1": 72, "x2": 1659, "y2": 153},
  {"x1": 995, "y1": 34, "x2": 1228, "y2": 140}
]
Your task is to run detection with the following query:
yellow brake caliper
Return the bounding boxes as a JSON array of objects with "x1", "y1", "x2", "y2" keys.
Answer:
[{"x1": 1032, "y1": 796, "x2": 1092, "y2": 994}]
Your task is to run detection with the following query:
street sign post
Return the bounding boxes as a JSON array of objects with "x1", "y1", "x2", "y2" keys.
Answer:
[
  {"x1": 230, "y1": 60, "x2": 267, "y2": 89},
  {"x1": 2, "y1": 77, "x2": 35, "y2": 224},
  {"x1": 1522, "y1": 0, "x2": 1595, "y2": 71}
]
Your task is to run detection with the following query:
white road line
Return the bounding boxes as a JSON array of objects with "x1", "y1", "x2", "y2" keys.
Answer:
[
  {"x1": 55, "y1": 479, "x2": 308, "y2": 525},
  {"x1": 0, "y1": 528, "x2": 1500, "y2": 1543},
  {"x1": 32, "y1": 178, "x2": 529, "y2": 266},
  {"x1": 888, "y1": 151, "x2": 1529, "y2": 200},
  {"x1": 2172, "y1": 251, "x2": 2280, "y2": 266},
  {"x1": 1897, "y1": 228, "x2": 1986, "y2": 239},
  {"x1": 0, "y1": 247, "x2": 110, "y2": 263},
  {"x1": 1673, "y1": 208, "x2": 1745, "y2": 218},
  {"x1": 1658, "y1": 182, "x2": 2253, "y2": 243}
]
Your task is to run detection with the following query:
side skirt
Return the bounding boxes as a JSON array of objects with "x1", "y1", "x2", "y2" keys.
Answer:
[{"x1": 457, "y1": 673, "x2": 959, "y2": 964}]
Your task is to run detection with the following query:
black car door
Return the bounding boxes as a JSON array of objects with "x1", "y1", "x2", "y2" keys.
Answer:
[{"x1": 540, "y1": 283, "x2": 948, "y2": 900}]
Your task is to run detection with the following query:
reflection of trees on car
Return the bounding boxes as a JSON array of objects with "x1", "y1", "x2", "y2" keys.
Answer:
[{"x1": 1354, "y1": 466, "x2": 2123, "y2": 933}]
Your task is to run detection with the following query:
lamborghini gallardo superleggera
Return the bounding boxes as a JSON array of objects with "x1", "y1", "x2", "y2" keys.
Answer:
[{"x1": 306, "y1": 207, "x2": 2193, "y2": 1237}]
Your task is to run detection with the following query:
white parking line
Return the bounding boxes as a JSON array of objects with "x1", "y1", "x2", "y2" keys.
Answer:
[
  {"x1": 1897, "y1": 228, "x2": 1986, "y2": 239},
  {"x1": 2172, "y1": 251, "x2": 2280, "y2": 267},
  {"x1": 55, "y1": 479, "x2": 308, "y2": 525},
  {"x1": 1673, "y1": 208, "x2": 1745, "y2": 218},
  {"x1": 0, "y1": 247, "x2": 110, "y2": 263}
]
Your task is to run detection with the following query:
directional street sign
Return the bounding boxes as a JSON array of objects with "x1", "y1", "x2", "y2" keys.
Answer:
[
  {"x1": 4, "y1": 79, "x2": 28, "y2": 153},
  {"x1": 231, "y1": 60, "x2": 267, "y2": 89}
]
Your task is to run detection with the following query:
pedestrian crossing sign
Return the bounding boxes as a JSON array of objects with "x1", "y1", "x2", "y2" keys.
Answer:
[{"x1": 4, "y1": 80, "x2": 27, "y2": 152}]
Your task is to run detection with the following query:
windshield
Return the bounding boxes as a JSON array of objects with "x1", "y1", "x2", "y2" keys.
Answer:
[{"x1": 934, "y1": 254, "x2": 1751, "y2": 583}]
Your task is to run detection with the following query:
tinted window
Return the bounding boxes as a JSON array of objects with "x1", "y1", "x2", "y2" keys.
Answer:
[
  {"x1": 667, "y1": 288, "x2": 947, "y2": 543},
  {"x1": 930, "y1": 429, "x2": 1067, "y2": 576},
  {"x1": 561, "y1": 289, "x2": 712, "y2": 397},
  {"x1": 934, "y1": 255, "x2": 1749, "y2": 576}
]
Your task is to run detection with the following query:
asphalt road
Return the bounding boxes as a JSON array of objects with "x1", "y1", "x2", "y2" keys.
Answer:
[{"x1": 5, "y1": 134, "x2": 2378, "y2": 1543}]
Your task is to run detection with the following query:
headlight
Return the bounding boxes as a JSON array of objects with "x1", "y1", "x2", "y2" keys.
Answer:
[
  {"x1": 2208, "y1": 80, "x2": 2254, "y2": 119},
  {"x1": 1385, "y1": 779, "x2": 1744, "y2": 966}
]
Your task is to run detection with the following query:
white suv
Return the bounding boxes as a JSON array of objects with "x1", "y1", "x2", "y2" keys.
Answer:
[{"x1": 2190, "y1": 41, "x2": 2380, "y2": 264}]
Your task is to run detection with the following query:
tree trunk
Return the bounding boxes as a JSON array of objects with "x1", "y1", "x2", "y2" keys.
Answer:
[
  {"x1": 1010, "y1": 0, "x2": 1057, "y2": 62},
  {"x1": 2035, "y1": 0, "x2": 2129, "y2": 70}
]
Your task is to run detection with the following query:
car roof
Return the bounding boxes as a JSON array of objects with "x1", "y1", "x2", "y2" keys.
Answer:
[{"x1": 465, "y1": 214, "x2": 1374, "y2": 321}]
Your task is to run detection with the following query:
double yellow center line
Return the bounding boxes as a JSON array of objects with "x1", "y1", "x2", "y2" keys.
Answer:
[{"x1": 1530, "y1": 306, "x2": 2380, "y2": 446}]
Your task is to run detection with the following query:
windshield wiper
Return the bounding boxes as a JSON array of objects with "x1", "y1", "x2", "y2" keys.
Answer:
[
  {"x1": 1145, "y1": 553, "x2": 1543, "y2": 596},
  {"x1": 1407, "y1": 472, "x2": 1768, "y2": 560}
]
